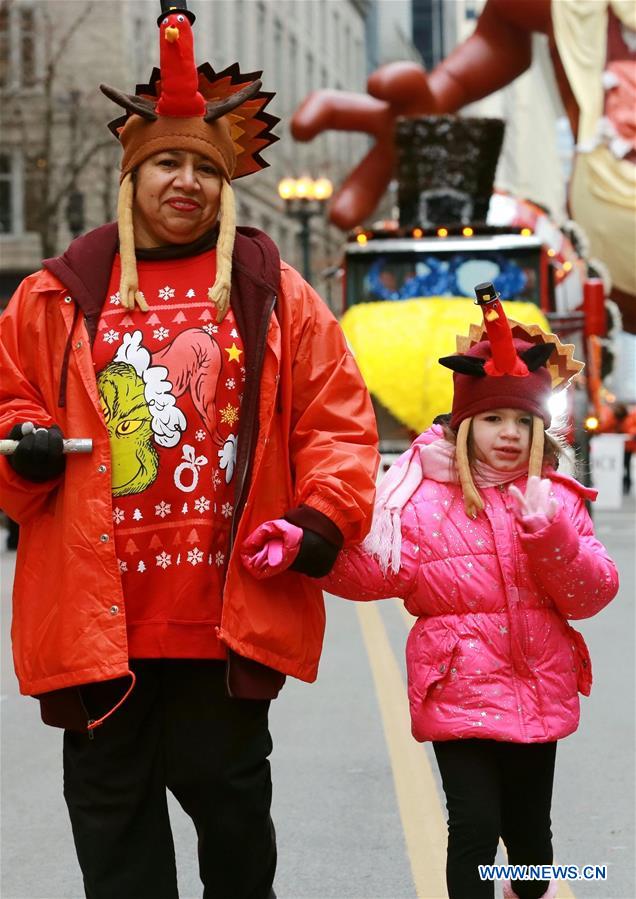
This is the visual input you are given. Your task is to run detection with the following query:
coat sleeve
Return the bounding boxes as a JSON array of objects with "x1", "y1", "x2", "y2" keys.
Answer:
[
  {"x1": 281, "y1": 266, "x2": 379, "y2": 545},
  {"x1": 0, "y1": 278, "x2": 63, "y2": 523},
  {"x1": 517, "y1": 491, "x2": 619, "y2": 620},
  {"x1": 320, "y1": 513, "x2": 420, "y2": 601}
]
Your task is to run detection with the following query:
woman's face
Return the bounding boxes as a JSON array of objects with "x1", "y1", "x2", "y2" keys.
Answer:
[
  {"x1": 133, "y1": 150, "x2": 222, "y2": 247},
  {"x1": 470, "y1": 408, "x2": 532, "y2": 471}
]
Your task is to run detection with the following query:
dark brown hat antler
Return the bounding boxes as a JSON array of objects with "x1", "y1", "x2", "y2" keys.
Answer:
[
  {"x1": 100, "y1": 83, "x2": 158, "y2": 121},
  {"x1": 204, "y1": 79, "x2": 262, "y2": 122}
]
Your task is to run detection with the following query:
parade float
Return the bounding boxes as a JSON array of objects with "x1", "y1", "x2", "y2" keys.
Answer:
[{"x1": 335, "y1": 117, "x2": 608, "y2": 467}]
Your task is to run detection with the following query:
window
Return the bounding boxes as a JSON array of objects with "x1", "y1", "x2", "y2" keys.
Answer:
[
  {"x1": 274, "y1": 19, "x2": 284, "y2": 111},
  {"x1": 0, "y1": 154, "x2": 13, "y2": 232},
  {"x1": 0, "y1": 5, "x2": 9, "y2": 89},
  {"x1": 20, "y1": 6, "x2": 36, "y2": 86},
  {"x1": 0, "y1": 152, "x2": 24, "y2": 235},
  {"x1": 289, "y1": 35, "x2": 297, "y2": 106},
  {"x1": 238, "y1": 201, "x2": 251, "y2": 226},
  {"x1": 333, "y1": 9, "x2": 340, "y2": 67},
  {"x1": 133, "y1": 17, "x2": 148, "y2": 83},
  {"x1": 0, "y1": 3, "x2": 39, "y2": 89},
  {"x1": 234, "y1": 0, "x2": 243, "y2": 57},
  {"x1": 307, "y1": 51, "x2": 315, "y2": 93}
]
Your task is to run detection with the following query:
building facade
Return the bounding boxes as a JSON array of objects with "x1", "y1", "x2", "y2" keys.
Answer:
[{"x1": 0, "y1": 0, "x2": 371, "y2": 310}]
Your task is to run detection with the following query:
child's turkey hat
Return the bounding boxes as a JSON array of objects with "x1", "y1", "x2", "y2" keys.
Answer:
[
  {"x1": 99, "y1": 0, "x2": 279, "y2": 320},
  {"x1": 438, "y1": 282, "x2": 584, "y2": 517}
]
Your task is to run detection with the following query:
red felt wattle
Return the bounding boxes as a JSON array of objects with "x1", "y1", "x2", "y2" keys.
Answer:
[
  {"x1": 480, "y1": 298, "x2": 529, "y2": 377},
  {"x1": 156, "y1": 14, "x2": 206, "y2": 117}
]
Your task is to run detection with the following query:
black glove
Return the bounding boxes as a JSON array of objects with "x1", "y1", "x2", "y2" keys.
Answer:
[
  {"x1": 289, "y1": 527, "x2": 339, "y2": 578},
  {"x1": 6, "y1": 422, "x2": 66, "y2": 483}
]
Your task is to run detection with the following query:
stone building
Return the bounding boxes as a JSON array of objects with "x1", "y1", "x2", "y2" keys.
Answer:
[{"x1": 0, "y1": 0, "x2": 371, "y2": 310}]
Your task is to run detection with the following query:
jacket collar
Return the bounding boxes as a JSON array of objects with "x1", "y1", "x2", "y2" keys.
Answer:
[{"x1": 42, "y1": 222, "x2": 281, "y2": 343}]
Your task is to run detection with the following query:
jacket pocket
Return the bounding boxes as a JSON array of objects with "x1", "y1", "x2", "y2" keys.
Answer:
[
  {"x1": 567, "y1": 625, "x2": 593, "y2": 696},
  {"x1": 407, "y1": 624, "x2": 460, "y2": 703}
]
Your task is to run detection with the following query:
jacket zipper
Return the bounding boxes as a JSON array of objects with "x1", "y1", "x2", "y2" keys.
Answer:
[
  {"x1": 225, "y1": 291, "x2": 277, "y2": 699},
  {"x1": 229, "y1": 291, "x2": 278, "y2": 552}
]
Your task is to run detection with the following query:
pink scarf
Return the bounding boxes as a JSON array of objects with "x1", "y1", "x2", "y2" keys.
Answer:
[{"x1": 363, "y1": 425, "x2": 527, "y2": 573}]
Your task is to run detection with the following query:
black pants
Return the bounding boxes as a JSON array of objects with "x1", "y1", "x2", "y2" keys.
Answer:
[
  {"x1": 433, "y1": 739, "x2": 557, "y2": 899},
  {"x1": 63, "y1": 660, "x2": 276, "y2": 899}
]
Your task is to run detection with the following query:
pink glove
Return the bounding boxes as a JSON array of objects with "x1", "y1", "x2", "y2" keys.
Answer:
[
  {"x1": 241, "y1": 519, "x2": 303, "y2": 579},
  {"x1": 509, "y1": 476, "x2": 559, "y2": 533}
]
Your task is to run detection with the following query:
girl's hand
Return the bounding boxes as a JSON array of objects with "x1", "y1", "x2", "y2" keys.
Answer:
[
  {"x1": 509, "y1": 476, "x2": 559, "y2": 533},
  {"x1": 241, "y1": 519, "x2": 304, "y2": 579}
]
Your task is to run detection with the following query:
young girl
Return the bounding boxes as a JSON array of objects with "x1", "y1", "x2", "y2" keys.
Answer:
[{"x1": 240, "y1": 283, "x2": 619, "y2": 899}]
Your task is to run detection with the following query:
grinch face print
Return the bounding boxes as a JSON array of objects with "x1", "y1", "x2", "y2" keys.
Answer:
[{"x1": 97, "y1": 363, "x2": 159, "y2": 496}]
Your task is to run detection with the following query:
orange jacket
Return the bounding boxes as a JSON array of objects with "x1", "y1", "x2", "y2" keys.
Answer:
[{"x1": 0, "y1": 228, "x2": 378, "y2": 710}]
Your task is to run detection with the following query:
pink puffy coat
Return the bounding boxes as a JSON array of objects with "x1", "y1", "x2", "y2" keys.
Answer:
[{"x1": 323, "y1": 472, "x2": 618, "y2": 743}]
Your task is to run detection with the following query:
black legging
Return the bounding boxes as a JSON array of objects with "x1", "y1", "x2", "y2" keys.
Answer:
[
  {"x1": 433, "y1": 739, "x2": 557, "y2": 899},
  {"x1": 63, "y1": 660, "x2": 276, "y2": 899}
]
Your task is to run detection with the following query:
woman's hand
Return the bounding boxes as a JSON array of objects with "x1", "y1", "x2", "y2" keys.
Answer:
[
  {"x1": 240, "y1": 519, "x2": 303, "y2": 579},
  {"x1": 509, "y1": 476, "x2": 559, "y2": 533}
]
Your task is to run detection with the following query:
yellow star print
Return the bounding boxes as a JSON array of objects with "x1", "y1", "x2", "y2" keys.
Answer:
[{"x1": 225, "y1": 343, "x2": 243, "y2": 363}]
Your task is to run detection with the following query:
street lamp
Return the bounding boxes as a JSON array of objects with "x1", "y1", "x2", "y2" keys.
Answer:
[{"x1": 278, "y1": 176, "x2": 333, "y2": 284}]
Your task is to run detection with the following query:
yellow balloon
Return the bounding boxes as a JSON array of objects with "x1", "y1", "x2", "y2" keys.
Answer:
[{"x1": 340, "y1": 297, "x2": 550, "y2": 433}]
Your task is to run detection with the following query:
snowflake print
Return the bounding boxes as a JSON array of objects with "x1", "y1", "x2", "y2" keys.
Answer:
[
  {"x1": 187, "y1": 547, "x2": 204, "y2": 566},
  {"x1": 202, "y1": 323, "x2": 217, "y2": 336},
  {"x1": 156, "y1": 551, "x2": 172, "y2": 569},
  {"x1": 220, "y1": 403, "x2": 239, "y2": 427},
  {"x1": 155, "y1": 501, "x2": 172, "y2": 519},
  {"x1": 112, "y1": 507, "x2": 125, "y2": 524},
  {"x1": 221, "y1": 502, "x2": 233, "y2": 519},
  {"x1": 215, "y1": 551, "x2": 225, "y2": 567},
  {"x1": 109, "y1": 291, "x2": 121, "y2": 305},
  {"x1": 103, "y1": 329, "x2": 120, "y2": 344},
  {"x1": 158, "y1": 285, "x2": 175, "y2": 301},
  {"x1": 118, "y1": 559, "x2": 128, "y2": 573},
  {"x1": 195, "y1": 429, "x2": 206, "y2": 442},
  {"x1": 212, "y1": 470, "x2": 221, "y2": 489},
  {"x1": 225, "y1": 378, "x2": 236, "y2": 390},
  {"x1": 153, "y1": 327, "x2": 169, "y2": 342},
  {"x1": 194, "y1": 496, "x2": 211, "y2": 514}
]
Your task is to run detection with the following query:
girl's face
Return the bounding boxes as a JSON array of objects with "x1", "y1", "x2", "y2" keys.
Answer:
[
  {"x1": 470, "y1": 408, "x2": 532, "y2": 471},
  {"x1": 133, "y1": 150, "x2": 222, "y2": 247}
]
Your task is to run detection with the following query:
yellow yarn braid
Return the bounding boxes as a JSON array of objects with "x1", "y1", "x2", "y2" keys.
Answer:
[
  {"x1": 529, "y1": 415, "x2": 545, "y2": 479},
  {"x1": 117, "y1": 172, "x2": 148, "y2": 312},
  {"x1": 208, "y1": 179, "x2": 235, "y2": 322},
  {"x1": 456, "y1": 417, "x2": 485, "y2": 519}
]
